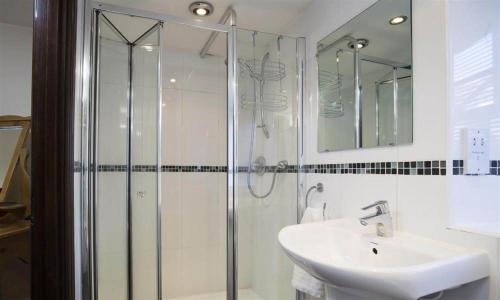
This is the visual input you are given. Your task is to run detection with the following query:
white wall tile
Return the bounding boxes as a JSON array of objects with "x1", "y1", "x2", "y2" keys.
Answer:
[
  {"x1": 160, "y1": 46, "x2": 228, "y2": 298},
  {"x1": 183, "y1": 54, "x2": 225, "y2": 94},
  {"x1": 96, "y1": 173, "x2": 128, "y2": 300},
  {"x1": 447, "y1": 0, "x2": 500, "y2": 240},
  {"x1": 131, "y1": 173, "x2": 158, "y2": 299},
  {"x1": 162, "y1": 247, "x2": 183, "y2": 298},
  {"x1": 162, "y1": 173, "x2": 182, "y2": 250},
  {"x1": 181, "y1": 90, "x2": 226, "y2": 166},
  {"x1": 162, "y1": 89, "x2": 182, "y2": 165},
  {"x1": 397, "y1": 0, "x2": 449, "y2": 161}
]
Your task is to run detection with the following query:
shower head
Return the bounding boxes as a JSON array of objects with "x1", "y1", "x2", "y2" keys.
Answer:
[{"x1": 261, "y1": 52, "x2": 270, "y2": 78}]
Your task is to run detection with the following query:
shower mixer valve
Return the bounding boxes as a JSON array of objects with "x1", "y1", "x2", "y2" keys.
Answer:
[{"x1": 252, "y1": 156, "x2": 288, "y2": 176}]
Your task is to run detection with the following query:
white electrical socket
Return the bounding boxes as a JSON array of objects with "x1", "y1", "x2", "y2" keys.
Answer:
[{"x1": 462, "y1": 128, "x2": 490, "y2": 175}]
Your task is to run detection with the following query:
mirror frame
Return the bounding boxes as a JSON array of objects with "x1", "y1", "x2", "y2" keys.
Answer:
[{"x1": 0, "y1": 115, "x2": 31, "y2": 201}]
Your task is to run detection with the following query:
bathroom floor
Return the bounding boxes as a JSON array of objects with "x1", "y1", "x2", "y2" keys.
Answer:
[{"x1": 167, "y1": 289, "x2": 263, "y2": 300}]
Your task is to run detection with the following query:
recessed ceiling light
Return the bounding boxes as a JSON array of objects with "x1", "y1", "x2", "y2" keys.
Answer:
[
  {"x1": 347, "y1": 39, "x2": 369, "y2": 49},
  {"x1": 170, "y1": 78, "x2": 177, "y2": 83},
  {"x1": 189, "y1": 2, "x2": 214, "y2": 16},
  {"x1": 389, "y1": 15, "x2": 407, "y2": 25}
]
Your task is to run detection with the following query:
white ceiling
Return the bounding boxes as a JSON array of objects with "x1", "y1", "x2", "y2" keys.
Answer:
[
  {"x1": 0, "y1": 0, "x2": 33, "y2": 27},
  {"x1": 0, "y1": 0, "x2": 313, "y2": 34},
  {"x1": 100, "y1": 0, "x2": 313, "y2": 35},
  {"x1": 99, "y1": 0, "x2": 313, "y2": 57}
]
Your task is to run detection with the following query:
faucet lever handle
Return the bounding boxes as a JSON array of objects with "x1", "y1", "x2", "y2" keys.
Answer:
[{"x1": 361, "y1": 200, "x2": 389, "y2": 212}]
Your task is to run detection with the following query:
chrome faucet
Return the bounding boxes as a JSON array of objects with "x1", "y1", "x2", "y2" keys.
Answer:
[{"x1": 359, "y1": 200, "x2": 393, "y2": 237}]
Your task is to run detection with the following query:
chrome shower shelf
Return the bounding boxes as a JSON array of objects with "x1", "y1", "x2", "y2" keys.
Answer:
[
  {"x1": 239, "y1": 58, "x2": 286, "y2": 81},
  {"x1": 241, "y1": 93, "x2": 288, "y2": 112}
]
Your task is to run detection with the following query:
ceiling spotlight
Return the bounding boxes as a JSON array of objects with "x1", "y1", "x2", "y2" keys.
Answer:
[
  {"x1": 189, "y1": 2, "x2": 214, "y2": 16},
  {"x1": 389, "y1": 15, "x2": 407, "y2": 25},
  {"x1": 347, "y1": 39, "x2": 369, "y2": 49},
  {"x1": 170, "y1": 78, "x2": 176, "y2": 83}
]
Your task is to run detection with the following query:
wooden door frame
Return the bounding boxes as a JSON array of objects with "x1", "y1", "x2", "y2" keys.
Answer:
[{"x1": 31, "y1": 0, "x2": 77, "y2": 299}]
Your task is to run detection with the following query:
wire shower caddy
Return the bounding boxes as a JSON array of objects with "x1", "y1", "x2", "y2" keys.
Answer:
[{"x1": 319, "y1": 49, "x2": 344, "y2": 118}]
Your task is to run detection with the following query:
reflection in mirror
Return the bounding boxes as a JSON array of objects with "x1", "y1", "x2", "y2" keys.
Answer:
[
  {"x1": 317, "y1": 0, "x2": 412, "y2": 152},
  {"x1": 0, "y1": 127, "x2": 22, "y2": 186},
  {"x1": 318, "y1": 49, "x2": 355, "y2": 150},
  {"x1": 0, "y1": 116, "x2": 31, "y2": 202}
]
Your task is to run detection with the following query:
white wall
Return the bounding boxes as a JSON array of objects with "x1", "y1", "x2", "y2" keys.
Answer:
[
  {"x1": 0, "y1": 23, "x2": 32, "y2": 116},
  {"x1": 448, "y1": 0, "x2": 500, "y2": 236},
  {"x1": 287, "y1": 0, "x2": 499, "y2": 299}
]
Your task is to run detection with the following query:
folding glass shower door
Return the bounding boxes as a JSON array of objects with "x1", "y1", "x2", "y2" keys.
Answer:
[
  {"x1": 86, "y1": 5, "x2": 231, "y2": 300},
  {"x1": 91, "y1": 11, "x2": 161, "y2": 300}
]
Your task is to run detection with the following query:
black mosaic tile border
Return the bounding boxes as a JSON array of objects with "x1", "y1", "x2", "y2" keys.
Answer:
[
  {"x1": 91, "y1": 164, "x2": 228, "y2": 173},
  {"x1": 300, "y1": 160, "x2": 447, "y2": 176},
  {"x1": 452, "y1": 160, "x2": 500, "y2": 176},
  {"x1": 161, "y1": 165, "x2": 228, "y2": 173},
  {"x1": 77, "y1": 160, "x2": 449, "y2": 176},
  {"x1": 99, "y1": 165, "x2": 129, "y2": 172}
]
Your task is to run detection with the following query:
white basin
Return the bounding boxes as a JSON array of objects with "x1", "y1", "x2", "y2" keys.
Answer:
[{"x1": 278, "y1": 218, "x2": 489, "y2": 300}]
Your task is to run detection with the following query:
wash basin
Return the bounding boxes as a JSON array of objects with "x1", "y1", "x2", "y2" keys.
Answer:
[{"x1": 278, "y1": 218, "x2": 489, "y2": 299}]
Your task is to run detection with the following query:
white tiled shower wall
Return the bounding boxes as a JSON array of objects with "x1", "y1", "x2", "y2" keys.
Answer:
[
  {"x1": 287, "y1": 0, "x2": 500, "y2": 299},
  {"x1": 162, "y1": 48, "x2": 227, "y2": 299}
]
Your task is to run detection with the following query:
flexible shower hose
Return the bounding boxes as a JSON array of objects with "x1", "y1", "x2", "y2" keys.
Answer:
[
  {"x1": 246, "y1": 103, "x2": 287, "y2": 199},
  {"x1": 245, "y1": 52, "x2": 287, "y2": 199}
]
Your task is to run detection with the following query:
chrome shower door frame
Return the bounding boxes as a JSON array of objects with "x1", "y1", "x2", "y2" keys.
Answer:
[{"x1": 78, "y1": 2, "x2": 237, "y2": 300}]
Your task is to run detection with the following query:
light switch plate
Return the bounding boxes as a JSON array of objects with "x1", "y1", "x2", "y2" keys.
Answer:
[{"x1": 462, "y1": 128, "x2": 490, "y2": 175}]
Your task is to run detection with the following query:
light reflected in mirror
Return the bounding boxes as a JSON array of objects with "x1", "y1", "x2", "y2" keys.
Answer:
[{"x1": 317, "y1": 0, "x2": 412, "y2": 152}]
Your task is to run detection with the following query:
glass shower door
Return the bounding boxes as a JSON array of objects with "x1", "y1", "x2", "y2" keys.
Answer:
[
  {"x1": 87, "y1": 5, "x2": 232, "y2": 299},
  {"x1": 130, "y1": 23, "x2": 161, "y2": 300},
  {"x1": 161, "y1": 22, "x2": 229, "y2": 300},
  {"x1": 91, "y1": 11, "x2": 161, "y2": 300},
  {"x1": 235, "y1": 29, "x2": 303, "y2": 300}
]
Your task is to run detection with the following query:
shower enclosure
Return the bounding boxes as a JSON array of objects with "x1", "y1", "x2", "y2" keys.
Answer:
[{"x1": 78, "y1": 2, "x2": 305, "y2": 300}]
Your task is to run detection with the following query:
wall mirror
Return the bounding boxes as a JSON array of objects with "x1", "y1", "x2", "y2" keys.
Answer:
[
  {"x1": 0, "y1": 116, "x2": 31, "y2": 201},
  {"x1": 317, "y1": 0, "x2": 412, "y2": 152}
]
